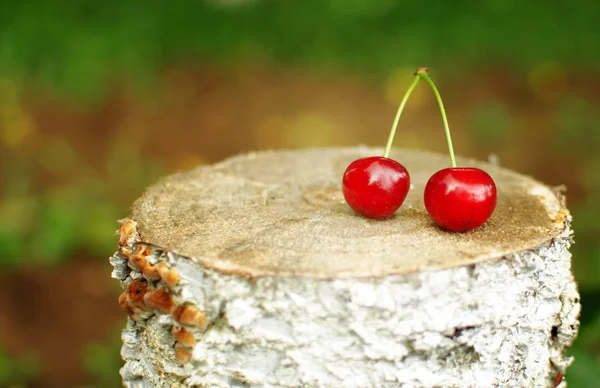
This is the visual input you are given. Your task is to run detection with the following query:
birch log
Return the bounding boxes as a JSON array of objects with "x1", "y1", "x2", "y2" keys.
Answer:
[{"x1": 110, "y1": 147, "x2": 580, "y2": 388}]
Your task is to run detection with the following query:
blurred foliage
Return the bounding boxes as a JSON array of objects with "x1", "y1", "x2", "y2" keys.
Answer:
[
  {"x1": 0, "y1": 165, "x2": 163, "y2": 268},
  {"x1": 552, "y1": 96, "x2": 600, "y2": 290},
  {"x1": 0, "y1": 348, "x2": 38, "y2": 387},
  {"x1": 0, "y1": 132, "x2": 164, "y2": 269},
  {"x1": 468, "y1": 101, "x2": 512, "y2": 146},
  {"x1": 567, "y1": 311, "x2": 600, "y2": 386},
  {"x1": 0, "y1": 1, "x2": 600, "y2": 100},
  {"x1": 556, "y1": 93, "x2": 600, "y2": 388},
  {"x1": 83, "y1": 326, "x2": 123, "y2": 388},
  {"x1": 553, "y1": 96, "x2": 600, "y2": 156}
]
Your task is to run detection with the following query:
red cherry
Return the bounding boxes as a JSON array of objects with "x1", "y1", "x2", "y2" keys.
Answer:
[
  {"x1": 341, "y1": 70, "x2": 422, "y2": 219},
  {"x1": 342, "y1": 156, "x2": 410, "y2": 218},
  {"x1": 424, "y1": 167, "x2": 496, "y2": 232}
]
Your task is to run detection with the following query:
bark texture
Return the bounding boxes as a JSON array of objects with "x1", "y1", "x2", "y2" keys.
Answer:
[{"x1": 111, "y1": 148, "x2": 579, "y2": 388}]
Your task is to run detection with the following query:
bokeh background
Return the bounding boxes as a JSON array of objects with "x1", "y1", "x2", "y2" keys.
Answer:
[{"x1": 0, "y1": 1, "x2": 599, "y2": 387}]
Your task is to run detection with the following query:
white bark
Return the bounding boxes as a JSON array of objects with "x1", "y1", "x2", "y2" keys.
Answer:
[{"x1": 111, "y1": 148, "x2": 580, "y2": 388}]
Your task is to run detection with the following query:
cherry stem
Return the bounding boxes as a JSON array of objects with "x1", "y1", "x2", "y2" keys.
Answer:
[
  {"x1": 382, "y1": 75, "x2": 421, "y2": 158},
  {"x1": 419, "y1": 72, "x2": 457, "y2": 168}
]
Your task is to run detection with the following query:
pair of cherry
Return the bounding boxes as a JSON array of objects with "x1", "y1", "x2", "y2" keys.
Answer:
[{"x1": 342, "y1": 68, "x2": 496, "y2": 232}]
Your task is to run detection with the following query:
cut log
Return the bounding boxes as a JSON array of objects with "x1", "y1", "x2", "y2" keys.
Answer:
[{"x1": 110, "y1": 147, "x2": 580, "y2": 388}]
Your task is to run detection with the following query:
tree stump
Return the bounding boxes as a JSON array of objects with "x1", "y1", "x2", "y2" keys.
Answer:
[{"x1": 110, "y1": 147, "x2": 580, "y2": 388}]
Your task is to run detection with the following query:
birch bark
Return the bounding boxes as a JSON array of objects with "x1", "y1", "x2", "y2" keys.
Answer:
[{"x1": 111, "y1": 148, "x2": 579, "y2": 388}]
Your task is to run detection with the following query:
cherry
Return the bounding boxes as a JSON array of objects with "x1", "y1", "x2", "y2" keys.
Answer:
[
  {"x1": 343, "y1": 157, "x2": 410, "y2": 218},
  {"x1": 419, "y1": 69, "x2": 497, "y2": 231},
  {"x1": 424, "y1": 168, "x2": 496, "y2": 231},
  {"x1": 342, "y1": 70, "x2": 422, "y2": 218}
]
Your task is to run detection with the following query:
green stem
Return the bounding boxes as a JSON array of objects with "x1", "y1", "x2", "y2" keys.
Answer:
[
  {"x1": 419, "y1": 73, "x2": 456, "y2": 168},
  {"x1": 383, "y1": 75, "x2": 421, "y2": 158}
]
